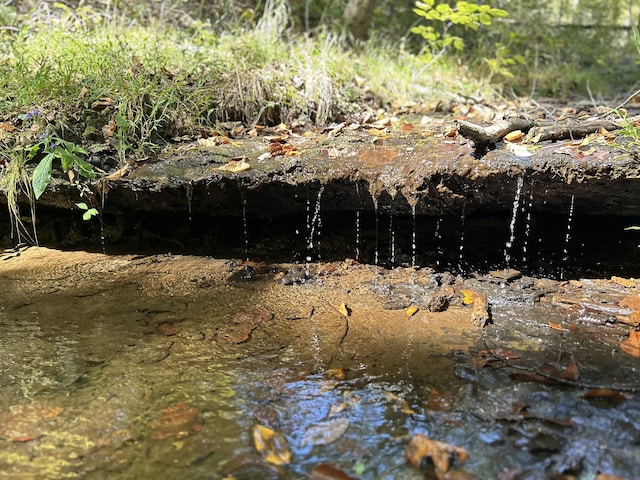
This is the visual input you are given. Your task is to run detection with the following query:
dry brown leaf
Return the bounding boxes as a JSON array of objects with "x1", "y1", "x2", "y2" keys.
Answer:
[
  {"x1": 104, "y1": 163, "x2": 131, "y2": 181},
  {"x1": 621, "y1": 330, "x2": 640, "y2": 358},
  {"x1": 102, "y1": 118, "x2": 116, "y2": 137},
  {"x1": 308, "y1": 463, "x2": 358, "y2": 480},
  {"x1": 581, "y1": 388, "x2": 632, "y2": 401},
  {"x1": 0, "y1": 122, "x2": 16, "y2": 132},
  {"x1": 253, "y1": 424, "x2": 291, "y2": 466},
  {"x1": 619, "y1": 295, "x2": 640, "y2": 310},
  {"x1": 150, "y1": 402, "x2": 203, "y2": 440},
  {"x1": 218, "y1": 158, "x2": 251, "y2": 172},
  {"x1": 548, "y1": 322, "x2": 567, "y2": 331},
  {"x1": 405, "y1": 434, "x2": 468, "y2": 479}
]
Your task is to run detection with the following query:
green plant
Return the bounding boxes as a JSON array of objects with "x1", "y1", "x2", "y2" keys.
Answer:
[
  {"x1": 30, "y1": 136, "x2": 95, "y2": 200},
  {"x1": 411, "y1": 0, "x2": 508, "y2": 65},
  {"x1": 76, "y1": 202, "x2": 99, "y2": 221}
]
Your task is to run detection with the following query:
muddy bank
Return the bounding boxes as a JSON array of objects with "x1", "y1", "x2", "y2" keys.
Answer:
[
  {"x1": 31, "y1": 127, "x2": 640, "y2": 217},
  {"x1": 2, "y1": 121, "x2": 640, "y2": 277}
]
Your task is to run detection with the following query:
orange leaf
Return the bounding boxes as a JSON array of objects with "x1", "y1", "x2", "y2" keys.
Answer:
[
  {"x1": 619, "y1": 295, "x2": 640, "y2": 310},
  {"x1": 405, "y1": 434, "x2": 468, "y2": 478},
  {"x1": 548, "y1": 322, "x2": 567, "y2": 331},
  {"x1": 621, "y1": 330, "x2": 640, "y2": 357}
]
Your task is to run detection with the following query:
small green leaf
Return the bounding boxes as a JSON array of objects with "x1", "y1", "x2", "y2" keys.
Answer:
[
  {"x1": 74, "y1": 157, "x2": 96, "y2": 179},
  {"x1": 76, "y1": 202, "x2": 89, "y2": 210},
  {"x1": 82, "y1": 209, "x2": 98, "y2": 221},
  {"x1": 32, "y1": 153, "x2": 54, "y2": 200}
]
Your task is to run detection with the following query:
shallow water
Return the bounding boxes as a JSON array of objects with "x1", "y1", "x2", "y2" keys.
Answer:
[{"x1": 0, "y1": 249, "x2": 639, "y2": 479}]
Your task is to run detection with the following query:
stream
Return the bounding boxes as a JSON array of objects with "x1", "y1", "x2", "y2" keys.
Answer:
[{"x1": 0, "y1": 246, "x2": 639, "y2": 479}]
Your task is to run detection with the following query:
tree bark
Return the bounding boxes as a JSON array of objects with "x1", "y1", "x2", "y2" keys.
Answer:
[{"x1": 344, "y1": 0, "x2": 376, "y2": 41}]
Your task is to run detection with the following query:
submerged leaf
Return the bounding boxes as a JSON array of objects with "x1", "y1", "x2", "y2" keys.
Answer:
[
  {"x1": 405, "y1": 434, "x2": 468, "y2": 478},
  {"x1": 253, "y1": 424, "x2": 291, "y2": 466},
  {"x1": 300, "y1": 417, "x2": 349, "y2": 447}
]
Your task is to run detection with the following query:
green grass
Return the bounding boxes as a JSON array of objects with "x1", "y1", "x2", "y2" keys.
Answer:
[{"x1": 0, "y1": 3, "x2": 486, "y2": 155}]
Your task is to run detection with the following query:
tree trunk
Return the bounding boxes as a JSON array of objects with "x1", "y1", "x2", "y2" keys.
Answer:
[{"x1": 344, "y1": 0, "x2": 376, "y2": 41}]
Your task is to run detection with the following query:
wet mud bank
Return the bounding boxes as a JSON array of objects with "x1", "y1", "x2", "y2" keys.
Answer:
[{"x1": 2, "y1": 129, "x2": 640, "y2": 277}]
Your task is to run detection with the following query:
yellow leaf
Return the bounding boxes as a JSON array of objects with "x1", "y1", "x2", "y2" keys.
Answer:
[
  {"x1": 406, "y1": 305, "x2": 419, "y2": 318},
  {"x1": 218, "y1": 159, "x2": 251, "y2": 172},
  {"x1": 504, "y1": 130, "x2": 524, "y2": 142},
  {"x1": 460, "y1": 289, "x2": 476, "y2": 305},
  {"x1": 338, "y1": 303, "x2": 350, "y2": 317},
  {"x1": 385, "y1": 391, "x2": 416, "y2": 415},
  {"x1": 253, "y1": 424, "x2": 290, "y2": 465}
]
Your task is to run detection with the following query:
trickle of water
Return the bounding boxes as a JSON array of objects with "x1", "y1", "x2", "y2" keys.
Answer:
[
  {"x1": 373, "y1": 200, "x2": 380, "y2": 266},
  {"x1": 561, "y1": 194, "x2": 575, "y2": 279},
  {"x1": 307, "y1": 184, "x2": 325, "y2": 251},
  {"x1": 458, "y1": 205, "x2": 466, "y2": 272},
  {"x1": 504, "y1": 176, "x2": 524, "y2": 266},
  {"x1": 355, "y1": 210, "x2": 361, "y2": 261},
  {"x1": 240, "y1": 190, "x2": 249, "y2": 261},
  {"x1": 389, "y1": 213, "x2": 395, "y2": 266},
  {"x1": 185, "y1": 182, "x2": 194, "y2": 222},
  {"x1": 434, "y1": 215, "x2": 443, "y2": 267},
  {"x1": 522, "y1": 181, "x2": 534, "y2": 267},
  {"x1": 411, "y1": 203, "x2": 417, "y2": 268}
]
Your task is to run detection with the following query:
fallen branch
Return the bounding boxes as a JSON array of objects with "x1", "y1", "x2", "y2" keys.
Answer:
[
  {"x1": 525, "y1": 116, "x2": 640, "y2": 143},
  {"x1": 456, "y1": 117, "x2": 534, "y2": 148}
]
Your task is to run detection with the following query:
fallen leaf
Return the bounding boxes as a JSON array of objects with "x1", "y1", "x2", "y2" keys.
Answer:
[
  {"x1": 504, "y1": 130, "x2": 524, "y2": 142},
  {"x1": 103, "y1": 163, "x2": 131, "y2": 180},
  {"x1": 406, "y1": 305, "x2": 419, "y2": 318},
  {"x1": 581, "y1": 388, "x2": 632, "y2": 401},
  {"x1": 300, "y1": 417, "x2": 349, "y2": 447},
  {"x1": 102, "y1": 118, "x2": 116, "y2": 137},
  {"x1": 621, "y1": 330, "x2": 640, "y2": 357},
  {"x1": 504, "y1": 141, "x2": 533, "y2": 157},
  {"x1": 538, "y1": 356, "x2": 579, "y2": 381},
  {"x1": 221, "y1": 307, "x2": 273, "y2": 343},
  {"x1": 460, "y1": 290, "x2": 476, "y2": 305},
  {"x1": 338, "y1": 303, "x2": 351, "y2": 317},
  {"x1": 150, "y1": 402, "x2": 203, "y2": 440},
  {"x1": 385, "y1": 391, "x2": 416, "y2": 414},
  {"x1": 218, "y1": 158, "x2": 251, "y2": 172},
  {"x1": 405, "y1": 434, "x2": 468, "y2": 479},
  {"x1": 548, "y1": 322, "x2": 567, "y2": 331},
  {"x1": 619, "y1": 295, "x2": 640, "y2": 310},
  {"x1": 308, "y1": 463, "x2": 358, "y2": 480},
  {"x1": 253, "y1": 424, "x2": 291, "y2": 466},
  {"x1": 0, "y1": 122, "x2": 16, "y2": 132}
]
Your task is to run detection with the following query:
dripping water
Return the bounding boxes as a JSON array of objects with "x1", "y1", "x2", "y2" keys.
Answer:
[
  {"x1": 504, "y1": 176, "x2": 524, "y2": 267},
  {"x1": 355, "y1": 210, "x2": 361, "y2": 261},
  {"x1": 185, "y1": 182, "x2": 194, "y2": 222},
  {"x1": 522, "y1": 181, "x2": 534, "y2": 268},
  {"x1": 389, "y1": 212, "x2": 395, "y2": 266},
  {"x1": 240, "y1": 190, "x2": 249, "y2": 261},
  {"x1": 434, "y1": 215, "x2": 443, "y2": 267},
  {"x1": 458, "y1": 204, "x2": 466, "y2": 272},
  {"x1": 373, "y1": 197, "x2": 380, "y2": 266},
  {"x1": 560, "y1": 194, "x2": 575, "y2": 279},
  {"x1": 411, "y1": 203, "x2": 417, "y2": 268},
  {"x1": 307, "y1": 184, "x2": 325, "y2": 252}
]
